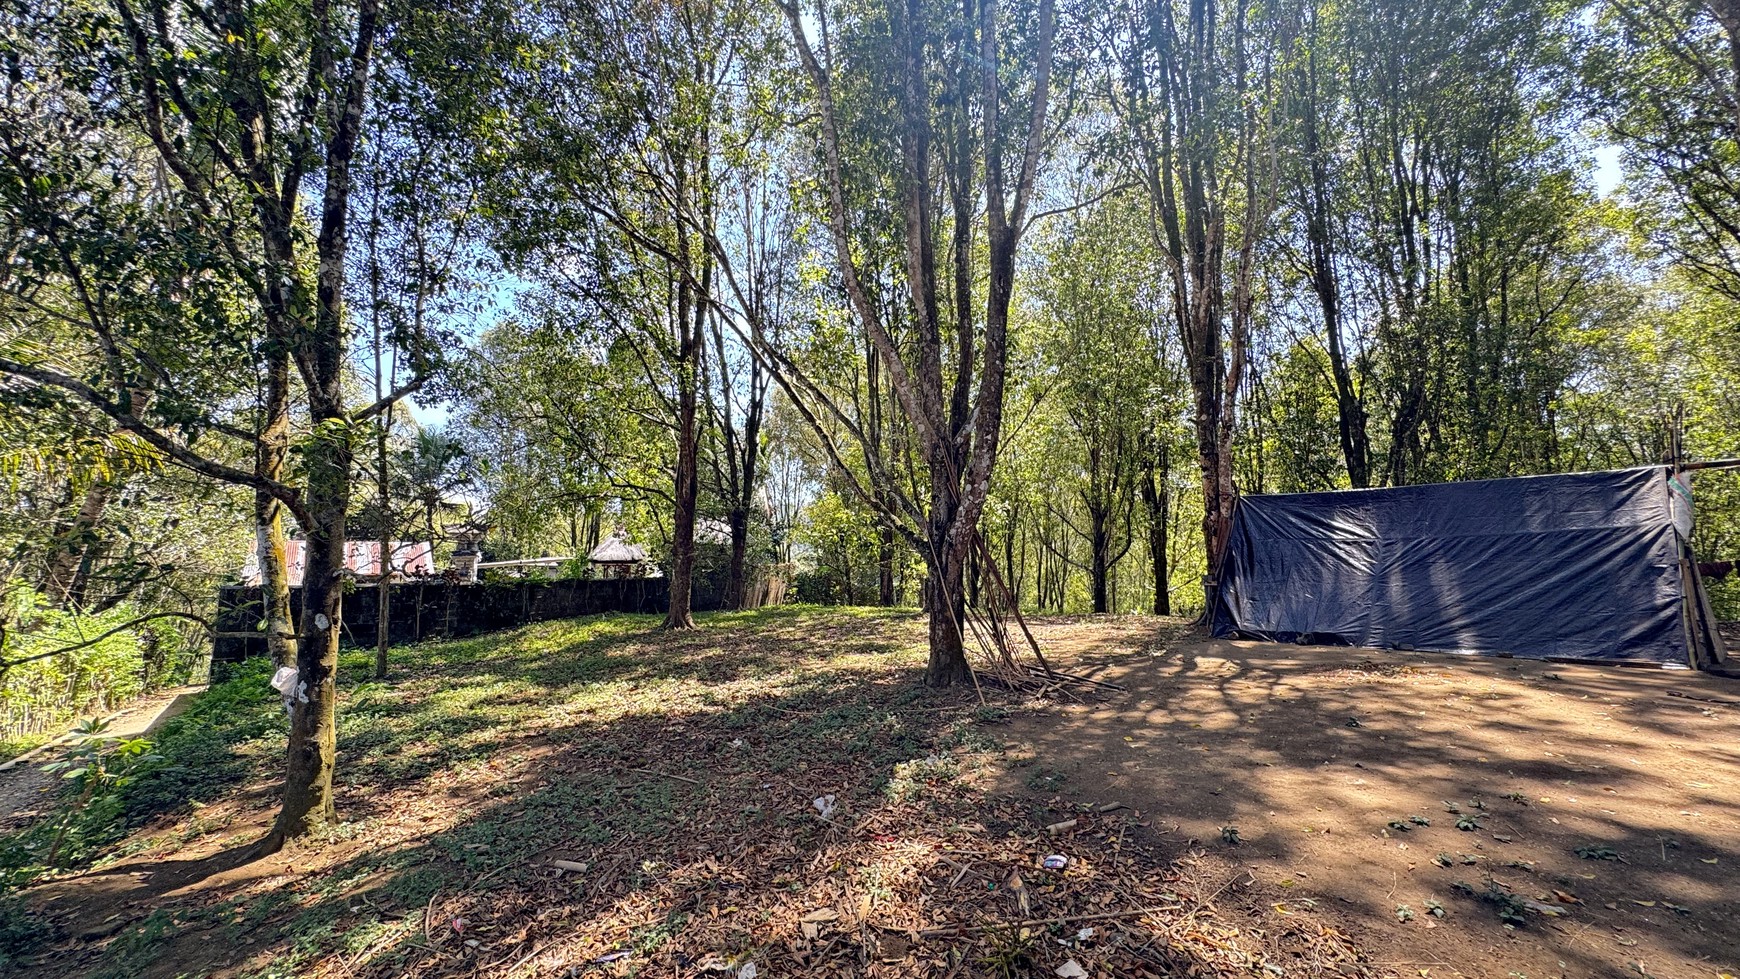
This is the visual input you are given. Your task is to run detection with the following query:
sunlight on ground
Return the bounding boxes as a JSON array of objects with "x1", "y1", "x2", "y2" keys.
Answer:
[{"x1": 1, "y1": 609, "x2": 1735, "y2": 979}]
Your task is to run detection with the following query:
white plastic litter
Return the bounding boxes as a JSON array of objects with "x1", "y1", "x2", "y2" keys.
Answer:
[
  {"x1": 1056, "y1": 959, "x2": 1088, "y2": 978},
  {"x1": 737, "y1": 964, "x2": 758, "y2": 979},
  {"x1": 812, "y1": 794, "x2": 838, "y2": 820},
  {"x1": 271, "y1": 666, "x2": 298, "y2": 695}
]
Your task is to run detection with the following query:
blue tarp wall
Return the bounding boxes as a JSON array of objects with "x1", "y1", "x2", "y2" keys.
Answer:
[{"x1": 1210, "y1": 467, "x2": 1691, "y2": 665}]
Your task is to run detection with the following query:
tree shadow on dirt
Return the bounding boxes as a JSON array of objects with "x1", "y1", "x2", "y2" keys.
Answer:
[{"x1": 998, "y1": 623, "x2": 1739, "y2": 979}]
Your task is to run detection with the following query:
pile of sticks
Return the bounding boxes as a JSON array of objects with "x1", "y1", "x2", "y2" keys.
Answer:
[{"x1": 957, "y1": 531, "x2": 1125, "y2": 697}]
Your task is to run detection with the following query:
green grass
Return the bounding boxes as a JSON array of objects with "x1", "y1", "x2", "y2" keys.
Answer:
[
  {"x1": 0, "y1": 732, "x2": 55, "y2": 762},
  {"x1": 2, "y1": 605, "x2": 1002, "y2": 977}
]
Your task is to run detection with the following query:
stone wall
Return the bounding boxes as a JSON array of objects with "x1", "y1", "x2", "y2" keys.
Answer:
[{"x1": 211, "y1": 577, "x2": 677, "y2": 666}]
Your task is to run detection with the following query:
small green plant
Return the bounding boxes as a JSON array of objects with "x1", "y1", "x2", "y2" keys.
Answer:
[
  {"x1": 977, "y1": 925, "x2": 1038, "y2": 979},
  {"x1": 42, "y1": 719, "x2": 161, "y2": 865},
  {"x1": 1394, "y1": 903, "x2": 1415, "y2": 922},
  {"x1": 885, "y1": 754, "x2": 960, "y2": 802},
  {"x1": 1574, "y1": 844, "x2": 1620, "y2": 861},
  {"x1": 1455, "y1": 814, "x2": 1482, "y2": 831},
  {"x1": 1023, "y1": 768, "x2": 1066, "y2": 791},
  {"x1": 1452, "y1": 879, "x2": 1529, "y2": 926},
  {"x1": 1408, "y1": 815, "x2": 1431, "y2": 826},
  {"x1": 1220, "y1": 825, "x2": 1242, "y2": 845},
  {"x1": 1424, "y1": 899, "x2": 1445, "y2": 918}
]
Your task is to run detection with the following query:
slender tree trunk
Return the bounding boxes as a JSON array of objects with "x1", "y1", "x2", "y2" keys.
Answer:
[
  {"x1": 1089, "y1": 508, "x2": 1110, "y2": 614},
  {"x1": 44, "y1": 388, "x2": 155, "y2": 606},
  {"x1": 41, "y1": 478, "x2": 116, "y2": 607},
  {"x1": 375, "y1": 402, "x2": 392, "y2": 678},
  {"x1": 725, "y1": 505, "x2": 750, "y2": 609},
  {"x1": 666, "y1": 386, "x2": 699, "y2": 627},
  {"x1": 1141, "y1": 446, "x2": 1171, "y2": 616},
  {"x1": 878, "y1": 521, "x2": 896, "y2": 606},
  {"x1": 664, "y1": 272, "x2": 700, "y2": 629},
  {"x1": 1297, "y1": 16, "x2": 1370, "y2": 488}
]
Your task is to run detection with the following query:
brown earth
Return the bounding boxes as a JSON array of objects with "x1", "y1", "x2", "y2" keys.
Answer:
[
  {"x1": 1001, "y1": 618, "x2": 1740, "y2": 979},
  {"x1": 5, "y1": 612, "x2": 1737, "y2": 979}
]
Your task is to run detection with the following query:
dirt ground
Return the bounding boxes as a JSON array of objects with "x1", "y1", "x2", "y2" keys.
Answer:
[
  {"x1": 5, "y1": 613, "x2": 1737, "y2": 979},
  {"x1": 1002, "y1": 619, "x2": 1740, "y2": 979}
]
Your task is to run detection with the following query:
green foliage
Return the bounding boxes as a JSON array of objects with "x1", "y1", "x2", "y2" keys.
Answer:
[
  {"x1": 0, "y1": 583, "x2": 156, "y2": 751},
  {"x1": 791, "y1": 492, "x2": 881, "y2": 604},
  {"x1": 0, "y1": 893, "x2": 49, "y2": 969},
  {"x1": 42, "y1": 718, "x2": 162, "y2": 864},
  {"x1": 0, "y1": 657, "x2": 280, "y2": 889}
]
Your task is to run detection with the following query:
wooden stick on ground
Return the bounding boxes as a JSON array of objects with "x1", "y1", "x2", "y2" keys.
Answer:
[
  {"x1": 918, "y1": 904, "x2": 1184, "y2": 938},
  {"x1": 632, "y1": 767, "x2": 701, "y2": 784}
]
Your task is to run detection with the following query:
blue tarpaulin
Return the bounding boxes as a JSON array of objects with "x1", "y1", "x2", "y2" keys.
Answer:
[{"x1": 1210, "y1": 467, "x2": 1691, "y2": 665}]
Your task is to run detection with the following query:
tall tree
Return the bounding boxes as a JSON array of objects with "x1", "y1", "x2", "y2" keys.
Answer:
[
  {"x1": 479, "y1": 0, "x2": 764, "y2": 630},
  {"x1": 762, "y1": 0, "x2": 1060, "y2": 684},
  {"x1": 1030, "y1": 193, "x2": 1163, "y2": 613},
  {"x1": 1108, "y1": 0, "x2": 1290, "y2": 603},
  {"x1": 0, "y1": 0, "x2": 410, "y2": 848},
  {"x1": 1588, "y1": 0, "x2": 1740, "y2": 304}
]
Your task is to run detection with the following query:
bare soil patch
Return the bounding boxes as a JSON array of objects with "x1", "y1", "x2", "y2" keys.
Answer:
[{"x1": 1000, "y1": 618, "x2": 1740, "y2": 979}]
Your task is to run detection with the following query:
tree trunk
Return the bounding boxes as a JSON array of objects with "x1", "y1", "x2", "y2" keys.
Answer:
[
  {"x1": 257, "y1": 349, "x2": 296, "y2": 670},
  {"x1": 773, "y1": 0, "x2": 1052, "y2": 686},
  {"x1": 263, "y1": 0, "x2": 377, "y2": 849},
  {"x1": 923, "y1": 546, "x2": 970, "y2": 686},
  {"x1": 878, "y1": 521, "x2": 896, "y2": 606},
  {"x1": 43, "y1": 387, "x2": 155, "y2": 607},
  {"x1": 840, "y1": 540, "x2": 854, "y2": 605},
  {"x1": 1299, "y1": 28, "x2": 1370, "y2": 488},
  {"x1": 266, "y1": 384, "x2": 350, "y2": 848},
  {"x1": 664, "y1": 312, "x2": 700, "y2": 629},
  {"x1": 1141, "y1": 447, "x2": 1171, "y2": 616},
  {"x1": 270, "y1": 450, "x2": 344, "y2": 844},
  {"x1": 1089, "y1": 508, "x2": 1110, "y2": 614},
  {"x1": 375, "y1": 402, "x2": 393, "y2": 679},
  {"x1": 724, "y1": 505, "x2": 750, "y2": 610},
  {"x1": 41, "y1": 477, "x2": 116, "y2": 608},
  {"x1": 665, "y1": 403, "x2": 698, "y2": 627}
]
